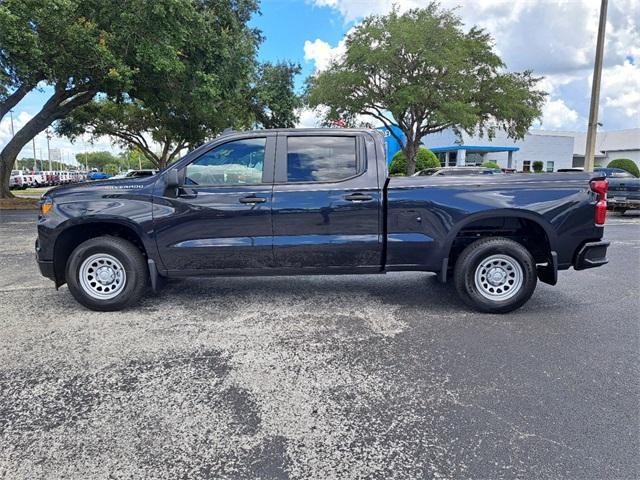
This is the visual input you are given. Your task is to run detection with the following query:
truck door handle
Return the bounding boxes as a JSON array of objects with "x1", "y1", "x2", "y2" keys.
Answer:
[
  {"x1": 239, "y1": 195, "x2": 267, "y2": 204},
  {"x1": 344, "y1": 193, "x2": 373, "y2": 202}
]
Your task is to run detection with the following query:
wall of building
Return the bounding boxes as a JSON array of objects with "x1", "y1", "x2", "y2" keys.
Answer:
[{"x1": 421, "y1": 129, "x2": 575, "y2": 171}]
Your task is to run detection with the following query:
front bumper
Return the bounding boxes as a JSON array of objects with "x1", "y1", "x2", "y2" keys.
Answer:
[
  {"x1": 574, "y1": 241, "x2": 610, "y2": 270},
  {"x1": 35, "y1": 238, "x2": 56, "y2": 281}
]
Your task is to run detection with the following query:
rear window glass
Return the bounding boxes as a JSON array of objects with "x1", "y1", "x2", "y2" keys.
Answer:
[{"x1": 287, "y1": 136, "x2": 357, "y2": 182}]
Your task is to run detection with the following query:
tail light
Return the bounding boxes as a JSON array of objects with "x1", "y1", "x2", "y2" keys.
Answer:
[{"x1": 590, "y1": 179, "x2": 608, "y2": 226}]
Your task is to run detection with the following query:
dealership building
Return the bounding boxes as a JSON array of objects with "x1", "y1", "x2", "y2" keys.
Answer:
[{"x1": 378, "y1": 126, "x2": 640, "y2": 172}]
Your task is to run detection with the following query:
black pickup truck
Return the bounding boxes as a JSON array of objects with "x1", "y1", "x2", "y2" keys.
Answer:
[{"x1": 36, "y1": 128, "x2": 609, "y2": 313}]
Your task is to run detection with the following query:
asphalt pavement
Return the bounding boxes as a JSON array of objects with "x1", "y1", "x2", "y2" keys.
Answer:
[{"x1": 0, "y1": 209, "x2": 638, "y2": 479}]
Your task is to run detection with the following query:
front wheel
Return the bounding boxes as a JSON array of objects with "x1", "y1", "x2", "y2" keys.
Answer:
[
  {"x1": 66, "y1": 236, "x2": 148, "y2": 311},
  {"x1": 454, "y1": 237, "x2": 537, "y2": 313}
]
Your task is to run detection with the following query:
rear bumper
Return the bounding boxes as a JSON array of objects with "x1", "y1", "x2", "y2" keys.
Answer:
[
  {"x1": 574, "y1": 241, "x2": 610, "y2": 270},
  {"x1": 607, "y1": 197, "x2": 640, "y2": 209}
]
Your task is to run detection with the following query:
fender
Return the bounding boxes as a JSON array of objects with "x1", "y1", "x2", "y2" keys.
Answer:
[{"x1": 441, "y1": 208, "x2": 558, "y2": 255}]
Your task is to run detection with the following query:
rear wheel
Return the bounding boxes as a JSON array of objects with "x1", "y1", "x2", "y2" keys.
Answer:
[
  {"x1": 454, "y1": 237, "x2": 537, "y2": 313},
  {"x1": 66, "y1": 236, "x2": 148, "y2": 311}
]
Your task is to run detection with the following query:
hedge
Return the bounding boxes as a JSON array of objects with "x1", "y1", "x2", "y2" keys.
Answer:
[
  {"x1": 607, "y1": 158, "x2": 639, "y2": 177},
  {"x1": 481, "y1": 161, "x2": 500, "y2": 169},
  {"x1": 390, "y1": 148, "x2": 440, "y2": 175}
]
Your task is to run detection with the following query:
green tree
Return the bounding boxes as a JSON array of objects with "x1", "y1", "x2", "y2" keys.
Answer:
[
  {"x1": 532, "y1": 160, "x2": 544, "y2": 172},
  {"x1": 0, "y1": 0, "x2": 260, "y2": 196},
  {"x1": 251, "y1": 61, "x2": 302, "y2": 129},
  {"x1": 59, "y1": 60, "x2": 300, "y2": 168},
  {"x1": 390, "y1": 147, "x2": 440, "y2": 175},
  {"x1": 75, "y1": 151, "x2": 120, "y2": 171},
  {"x1": 607, "y1": 158, "x2": 639, "y2": 177},
  {"x1": 306, "y1": 4, "x2": 546, "y2": 175}
]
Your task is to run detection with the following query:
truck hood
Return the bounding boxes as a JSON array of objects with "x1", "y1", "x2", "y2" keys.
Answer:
[{"x1": 45, "y1": 176, "x2": 158, "y2": 200}]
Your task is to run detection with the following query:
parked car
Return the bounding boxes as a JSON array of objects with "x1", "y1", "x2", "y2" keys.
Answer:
[
  {"x1": 9, "y1": 171, "x2": 26, "y2": 190},
  {"x1": 593, "y1": 167, "x2": 640, "y2": 213},
  {"x1": 413, "y1": 166, "x2": 502, "y2": 176},
  {"x1": 87, "y1": 171, "x2": 112, "y2": 181},
  {"x1": 11, "y1": 170, "x2": 35, "y2": 187},
  {"x1": 36, "y1": 128, "x2": 609, "y2": 313},
  {"x1": 111, "y1": 169, "x2": 158, "y2": 179}
]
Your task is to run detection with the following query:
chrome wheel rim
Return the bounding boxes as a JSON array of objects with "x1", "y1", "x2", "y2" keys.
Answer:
[
  {"x1": 474, "y1": 254, "x2": 523, "y2": 301},
  {"x1": 79, "y1": 253, "x2": 126, "y2": 300}
]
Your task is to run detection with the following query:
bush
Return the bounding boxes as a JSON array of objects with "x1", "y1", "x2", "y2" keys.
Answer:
[
  {"x1": 390, "y1": 148, "x2": 440, "y2": 175},
  {"x1": 607, "y1": 158, "x2": 639, "y2": 177},
  {"x1": 532, "y1": 160, "x2": 544, "y2": 172},
  {"x1": 481, "y1": 161, "x2": 500, "y2": 169}
]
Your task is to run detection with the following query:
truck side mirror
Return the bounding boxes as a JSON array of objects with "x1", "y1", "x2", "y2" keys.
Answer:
[{"x1": 165, "y1": 169, "x2": 180, "y2": 189}]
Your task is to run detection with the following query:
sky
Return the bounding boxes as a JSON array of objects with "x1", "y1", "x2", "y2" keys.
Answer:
[{"x1": 1, "y1": 0, "x2": 639, "y2": 165}]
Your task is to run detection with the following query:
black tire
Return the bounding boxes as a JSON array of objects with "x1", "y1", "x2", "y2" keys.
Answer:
[
  {"x1": 66, "y1": 236, "x2": 148, "y2": 311},
  {"x1": 454, "y1": 237, "x2": 537, "y2": 314}
]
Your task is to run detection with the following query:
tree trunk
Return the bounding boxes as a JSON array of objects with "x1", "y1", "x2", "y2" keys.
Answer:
[
  {"x1": 0, "y1": 111, "x2": 55, "y2": 197},
  {"x1": 403, "y1": 139, "x2": 420, "y2": 175},
  {"x1": 0, "y1": 83, "x2": 34, "y2": 123},
  {"x1": 0, "y1": 87, "x2": 97, "y2": 198}
]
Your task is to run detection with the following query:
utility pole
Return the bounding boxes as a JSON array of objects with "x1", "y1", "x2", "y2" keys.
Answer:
[
  {"x1": 46, "y1": 130, "x2": 52, "y2": 171},
  {"x1": 584, "y1": 0, "x2": 608, "y2": 172}
]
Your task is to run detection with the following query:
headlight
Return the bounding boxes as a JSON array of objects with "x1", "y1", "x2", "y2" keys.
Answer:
[{"x1": 40, "y1": 196, "x2": 53, "y2": 215}]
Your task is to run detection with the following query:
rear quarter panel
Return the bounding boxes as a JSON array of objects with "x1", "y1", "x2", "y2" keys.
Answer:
[{"x1": 386, "y1": 173, "x2": 603, "y2": 270}]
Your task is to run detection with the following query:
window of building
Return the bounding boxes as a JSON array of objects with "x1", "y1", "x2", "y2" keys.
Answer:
[
  {"x1": 185, "y1": 138, "x2": 265, "y2": 186},
  {"x1": 546, "y1": 161, "x2": 555, "y2": 172},
  {"x1": 522, "y1": 160, "x2": 531, "y2": 172},
  {"x1": 287, "y1": 136, "x2": 357, "y2": 182}
]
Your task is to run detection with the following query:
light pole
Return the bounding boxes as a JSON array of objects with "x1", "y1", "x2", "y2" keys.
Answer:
[
  {"x1": 584, "y1": 0, "x2": 608, "y2": 172},
  {"x1": 32, "y1": 137, "x2": 37, "y2": 171},
  {"x1": 8, "y1": 109, "x2": 17, "y2": 172},
  {"x1": 46, "y1": 129, "x2": 52, "y2": 171}
]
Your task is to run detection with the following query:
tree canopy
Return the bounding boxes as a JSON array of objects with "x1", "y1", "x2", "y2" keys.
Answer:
[
  {"x1": 250, "y1": 61, "x2": 303, "y2": 129},
  {"x1": 0, "y1": 0, "x2": 263, "y2": 196},
  {"x1": 56, "y1": 61, "x2": 301, "y2": 169},
  {"x1": 306, "y1": 4, "x2": 546, "y2": 174}
]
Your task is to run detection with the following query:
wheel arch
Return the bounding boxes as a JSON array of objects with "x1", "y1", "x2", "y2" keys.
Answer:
[
  {"x1": 441, "y1": 209, "x2": 557, "y2": 280},
  {"x1": 52, "y1": 218, "x2": 151, "y2": 287}
]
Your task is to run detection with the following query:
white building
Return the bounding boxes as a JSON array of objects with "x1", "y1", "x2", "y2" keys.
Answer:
[
  {"x1": 542, "y1": 129, "x2": 640, "y2": 168},
  {"x1": 420, "y1": 127, "x2": 640, "y2": 172}
]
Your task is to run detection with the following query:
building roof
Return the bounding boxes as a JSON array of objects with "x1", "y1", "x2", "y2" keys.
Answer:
[{"x1": 429, "y1": 145, "x2": 519, "y2": 153}]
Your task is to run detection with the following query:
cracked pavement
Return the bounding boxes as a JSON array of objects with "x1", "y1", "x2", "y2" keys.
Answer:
[{"x1": 0, "y1": 209, "x2": 639, "y2": 479}]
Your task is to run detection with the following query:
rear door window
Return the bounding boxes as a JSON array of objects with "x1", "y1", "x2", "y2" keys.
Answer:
[{"x1": 286, "y1": 136, "x2": 358, "y2": 182}]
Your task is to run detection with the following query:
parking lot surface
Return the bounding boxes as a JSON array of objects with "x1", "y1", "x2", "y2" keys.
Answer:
[{"x1": 0, "y1": 209, "x2": 638, "y2": 479}]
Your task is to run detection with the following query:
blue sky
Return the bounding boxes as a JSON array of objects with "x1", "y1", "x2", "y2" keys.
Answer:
[{"x1": 1, "y1": 0, "x2": 639, "y2": 163}]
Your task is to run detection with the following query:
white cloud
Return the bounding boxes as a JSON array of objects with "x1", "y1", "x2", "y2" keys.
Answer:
[
  {"x1": 296, "y1": 107, "x2": 324, "y2": 128},
  {"x1": 304, "y1": 36, "x2": 348, "y2": 72},
  {"x1": 308, "y1": 0, "x2": 640, "y2": 131},
  {"x1": 539, "y1": 99, "x2": 581, "y2": 130},
  {"x1": 601, "y1": 60, "x2": 640, "y2": 119}
]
